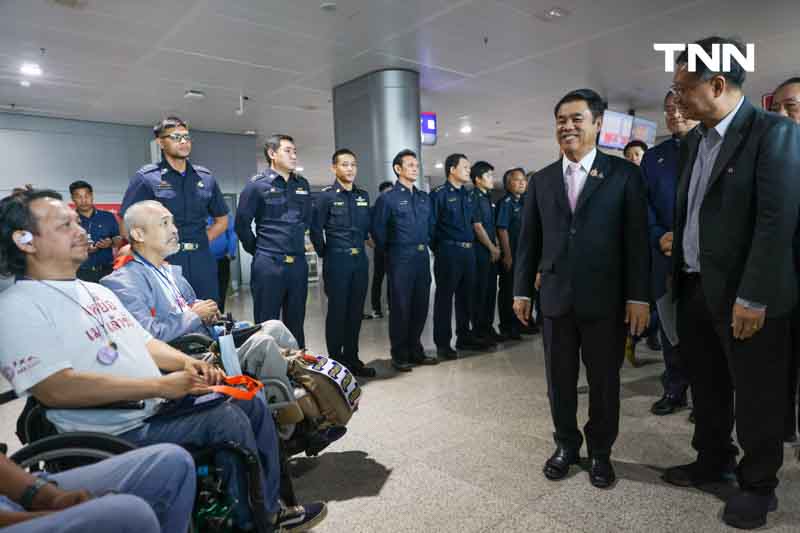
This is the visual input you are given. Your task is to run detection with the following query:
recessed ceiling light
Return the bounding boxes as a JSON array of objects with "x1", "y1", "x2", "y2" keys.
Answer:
[
  {"x1": 536, "y1": 6, "x2": 571, "y2": 22},
  {"x1": 20, "y1": 63, "x2": 42, "y2": 76},
  {"x1": 20, "y1": 80, "x2": 31, "y2": 87},
  {"x1": 460, "y1": 124, "x2": 472, "y2": 134},
  {"x1": 243, "y1": 130, "x2": 257, "y2": 135},
  {"x1": 184, "y1": 89, "x2": 205, "y2": 100},
  {"x1": 320, "y1": 2, "x2": 337, "y2": 12},
  {"x1": 296, "y1": 166, "x2": 305, "y2": 172},
  {"x1": 434, "y1": 162, "x2": 444, "y2": 169}
]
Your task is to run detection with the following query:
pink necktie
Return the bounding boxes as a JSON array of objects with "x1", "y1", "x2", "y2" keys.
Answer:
[{"x1": 566, "y1": 162, "x2": 581, "y2": 212}]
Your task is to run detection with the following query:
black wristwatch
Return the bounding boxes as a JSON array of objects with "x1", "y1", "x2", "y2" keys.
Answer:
[{"x1": 20, "y1": 478, "x2": 52, "y2": 510}]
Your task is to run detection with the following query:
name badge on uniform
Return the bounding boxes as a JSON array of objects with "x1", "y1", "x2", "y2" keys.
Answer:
[
  {"x1": 295, "y1": 189, "x2": 309, "y2": 195},
  {"x1": 399, "y1": 200, "x2": 409, "y2": 206},
  {"x1": 448, "y1": 197, "x2": 457, "y2": 202},
  {"x1": 197, "y1": 180, "x2": 205, "y2": 188},
  {"x1": 157, "y1": 181, "x2": 172, "y2": 189},
  {"x1": 333, "y1": 201, "x2": 345, "y2": 206},
  {"x1": 356, "y1": 197, "x2": 368, "y2": 206}
]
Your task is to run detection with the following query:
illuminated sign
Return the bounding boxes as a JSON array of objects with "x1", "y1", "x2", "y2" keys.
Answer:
[{"x1": 421, "y1": 112, "x2": 437, "y2": 145}]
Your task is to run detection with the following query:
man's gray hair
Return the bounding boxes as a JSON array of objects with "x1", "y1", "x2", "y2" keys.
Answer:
[{"x1": 123, "y1": 200, "x2": 163, "y2": 237}]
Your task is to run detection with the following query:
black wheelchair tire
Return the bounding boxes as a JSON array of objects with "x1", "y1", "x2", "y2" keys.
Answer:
[{"x1": 9, "y1": 432, "x2": 138, "y2": 471}]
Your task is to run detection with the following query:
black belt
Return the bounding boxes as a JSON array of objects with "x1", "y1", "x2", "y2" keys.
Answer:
[
  {"x1": 263, "y1": 252, "x2": 301, "y2": 264},
  {"x1": 391, "y1": 243, "x2": 428, "y2": 251},
  {"x1": 79, "y1": 264, "x2": 111, "y2": 272},
  {"x1": 441, "y1": 240, "x2": 473, "y2": 249},
  {"x1": 680, "y1": 270, "x2": 702, "y2": 283},
  {"x1": 329, "y1": 247, "x2": 364, "y2": 255}
]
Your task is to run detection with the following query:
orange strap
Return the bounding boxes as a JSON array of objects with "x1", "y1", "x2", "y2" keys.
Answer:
[{"x1": 209, "y1": 375, "x2": 264, "y2": 401}]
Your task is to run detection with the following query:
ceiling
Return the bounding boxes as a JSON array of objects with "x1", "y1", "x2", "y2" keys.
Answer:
[{"x1": 1, "y1": 0, "x2": 798, "y2": 186}]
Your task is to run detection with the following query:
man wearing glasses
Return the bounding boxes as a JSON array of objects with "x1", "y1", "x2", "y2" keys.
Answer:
[{"x1": 121, "y1": 117, "x2": 229, "y2": 302}]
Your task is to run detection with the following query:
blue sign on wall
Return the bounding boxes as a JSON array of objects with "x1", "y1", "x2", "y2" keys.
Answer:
[{"x1": 421, "y1": 112, "x2": 437, "y2": 145}]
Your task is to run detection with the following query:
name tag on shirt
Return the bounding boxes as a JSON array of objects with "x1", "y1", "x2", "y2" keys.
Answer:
[
  {"x1": 399, "y1": 200, "x2": 409, "y2": 206},
  {"x1": 448, "y1": 197, "x2": 457, "y2": 202},
  {"x1": 356, "y1": 200, "x2": 368, "y2": 207},
  {"x1": 333, "y1": 201, "x2": 345, "y2": 206},
  {"x1": 295, "y1": 189, "x2": 309, "y2": 195},
  {"x1": 157, "y1": 181, "x2": 172, "y2": 189}
]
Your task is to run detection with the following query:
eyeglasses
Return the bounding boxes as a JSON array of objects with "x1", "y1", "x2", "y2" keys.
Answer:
[
  {"x1": 160, "y1": 132, "x2": 192, "y2": 143},
  {"x1": 770, "y1": 96, "x2": 800, "y2": 115},
  {"x1": 669, "y1": 79, "x2": 708, "y2": 98}
]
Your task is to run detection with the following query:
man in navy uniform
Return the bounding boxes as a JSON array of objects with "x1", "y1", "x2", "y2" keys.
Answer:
[
  {"x1": 372, "y1": 149, "x2": 438, "y2": 371},
  {"x1": 471, "y1": 161, "x2": 503, "y2": 345},
  {"x1": 70, "y1": 180, "x2": 121, "y2": 283},
  {"x1": 235, "y1": 134, "x2": 312, "y2": 348},
  {"x1": 121, "y1": 116, "x2": 228, "y2": 302},
  {"x1": 430, "y1": 154, "x2": 489, "y2": 359},
  {"x1": 641, "y1": 91, "x2": 698, "y2": 416},
  {"x1": 369, "y1": 180, "x2": 394, "y2": 318},
  {"x1": 496, "y1": 168, "x2": 527, "y2": 340},
  {"x1": 311, "y1": 149, "x2": 376, "y2": 378}
]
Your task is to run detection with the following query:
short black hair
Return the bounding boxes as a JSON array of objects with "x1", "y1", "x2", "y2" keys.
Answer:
[
  {"x1": 445, "y1": 153, "x2": 468, "y2": 179},
  {"x1": 378, "y1": 181, "x2": 394, "y2": 193},
  {"x1": 623, "y1": 140, "x2": 648, "y2": 155},
  {"x1": 676, "y1": 36, "x2": 747, "y2": 88},
  {"x1": 775, "y1": 77, "x2": 800, "y2": 93},
  {"x1": 265, "y1": 134, "x2": 295, "y2": 164},
  {"x1": 502, "y1": 167, "x2": 526, "y2": 188},
  {"x1": 68, "y1": 180, "x2": 93, "y2": 196},
  {"x1": 391, "y1": 149, "x2": 417, "y2": 177},
  {"x1": 0, "y1": 189, "x2": 63, "y2": 277},
  {"x1": 153, "y1": 116, "x2": 188, "y2": 138},
  {"x1": 332, "y1": 148, "x2": 356, "y2": 165},
  {"x1": 470, "y1": 161, "x2": 494, "y2": 184},
  {"x1": 554, "y1": 88, "x2": 607, "y2": 121}
]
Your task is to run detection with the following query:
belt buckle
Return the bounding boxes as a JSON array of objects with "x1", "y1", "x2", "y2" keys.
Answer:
[
  {"x1": 182, "y1": 243, "x2": 198, "y2": 251},
  {"x1": 463, "y1": 242, "x2": 471, "y2": 249},
  {"x1": 350, "y1": 248, "x2": 359, "y2": 255},
  {"x1": 417, "y1": 244, "x2": 424, "y2": 251},
  {"x1": 285, "y1": 255, "x2": 295, "y2": 264}
]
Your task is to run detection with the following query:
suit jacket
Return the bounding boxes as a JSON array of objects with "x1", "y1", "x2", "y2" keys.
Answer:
[
  {"x1": 513, "y1": 150, "x2": 650, "y2": 320},
  {"x1": 672, "y1": 97, "x2": 800, "y2": 318}
]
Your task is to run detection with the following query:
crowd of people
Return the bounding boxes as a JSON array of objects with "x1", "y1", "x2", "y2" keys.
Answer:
[{"x1": 0, "y1": 34, "x2": 799, "y2": 532}]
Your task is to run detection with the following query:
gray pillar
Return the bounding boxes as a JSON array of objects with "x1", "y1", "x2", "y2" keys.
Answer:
[{"x1": 333, "y1": 69, "x2": 421, "y2": 197}]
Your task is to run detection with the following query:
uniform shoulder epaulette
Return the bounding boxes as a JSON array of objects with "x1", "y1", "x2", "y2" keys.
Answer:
[
  {"x1": 193, "y1": 164, "x2": 212, "y2": 175},
  {"x1": 433, "y1": 184, "x2": 445, "y2": 192},
  {"x1": 503, "y1": 196, "x2": 512, "y2": 203},
  {"x1": 137, "y1": 163, "x2": 159, "y2": 175},
  {"x1": 322, "y1": 186, "x2": 333, "y2": 192},
  {"x1": 250, "y1": 172, "x2": 266, "y2": 183}
]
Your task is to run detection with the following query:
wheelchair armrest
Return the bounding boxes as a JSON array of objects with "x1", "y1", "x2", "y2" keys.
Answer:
[
  {"x1": 0, "y1": 389, "x2": 18, "y2": 405},
  {"x1": 168, "y1": 333, "x2": 214, "y2": 355}
]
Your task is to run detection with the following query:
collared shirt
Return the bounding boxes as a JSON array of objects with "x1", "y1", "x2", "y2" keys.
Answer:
[
  {"x1": 561, "y1": 147, "x2": 597, "y2": 200},
  {"x1": 121, "y1": 160, "x2": 228, "y2": 246},
  {"x1": 495, "y1": 192, "x2": 524, "y2": 251},
  {"x1": 472, "y1": 187, "x2": 496, "y2": 244},
  {"x1": 235, "y1": 169, "x2": 313, "y2": 256},
  {"x1": 371, "y1": 181, "x2": 431, "y2": 249},
  {"x1": 78, "y1": 208, "x2": 119, "y2": 269},
  {"x1": 683, "y1": 96, "x2": 745, "y2": 273},
  {"x1": 429, "y1": 180, "x2": 476, "y2": 244},
  {"x1": 310, "y1": 180, "x2": 371, "y2": 257}
]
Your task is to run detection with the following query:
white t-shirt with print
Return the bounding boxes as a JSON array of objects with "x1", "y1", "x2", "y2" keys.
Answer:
[{"x1": 0, "y1": 279, "x2": 162, "y2": 435}]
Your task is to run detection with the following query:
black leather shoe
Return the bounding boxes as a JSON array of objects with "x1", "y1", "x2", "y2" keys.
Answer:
[
  {"x1": 488, "y1": 330, "x2": 507, "y2": 342},
  {"x1": 437, "y1": 347, "x2": 458, "y2": 360},
  {"x1": 521, "y1": 324, "x2": 540, "y2": 335},
  {"x1": 411, "y1": 354, "x2": 439, "y2": 365},
  {"x1": 662, "y1": 461, "x2": 736, "y2": 487},
  {"x1": 688, "y1": 410, "x2": 695, "y2": 424},
  {"x1": 543, "y1": 446, "x2": 580, "y2": 480},
  {"x1": 646, "y1": 334, "x2": 662, "y2": 351},
  {"x1": 589, "y1": 456, "x2": 616, "y2": 488},
  {"x1": 501, "y1": 330, "x2": 522, "y2": 341},
  {"x1": 391, "y1": 360, "x2": 413, "y2": 372},
  {"x1": 352, "y1": 365, "x2": 377, "y2": 378},
  {"x1": 373, "y1": 311, "x2": 384, "y2": 319},
  {"x1": 722, "y1": 490, "x2": 778, "y2": 530},
  {"x1": 456, "y1": 338, "x2": 493, "y2": 351},
  {"x1": 650, "y1": 394, "x2": 687, "y2": 416}
]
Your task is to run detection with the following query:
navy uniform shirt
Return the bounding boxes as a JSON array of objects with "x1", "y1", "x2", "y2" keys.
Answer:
[
  {"x1": 121, "y1": 160, "x2": 228, "y2": 246},
  {"x1": 495, "y1": 192, "x2": 524, "y2": 252},
  {"x1": 472, "y1": 187, "x2": 496, "y2": 244},
  {"x1": 310, "y1": 180, "x2": 371, "y2": 257},
  {"x1": 235, "y1": 169, "x2": 312, "y2": 256},
  {"x1": 78, "y1": 208, "x2": 120, "y2": 268},
  {"x1": 429, "y1": 181, "x2": 476, "y2": 247},
  {"x1": 371, "y1": 182, "x2": 431, "y2": 250}
]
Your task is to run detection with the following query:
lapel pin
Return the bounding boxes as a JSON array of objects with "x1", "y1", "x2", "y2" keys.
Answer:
[
  {"x1": 658, "y1": 157, "x2": 664, "y2": 164},
  {"x1": 197, "y1": 180, "x2": 205, "y2": 188},
  {"x1": 727, "y1": 167, "x2": 734, "y2": 174}
]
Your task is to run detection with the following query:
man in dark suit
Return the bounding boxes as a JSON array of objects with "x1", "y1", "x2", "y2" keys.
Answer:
[
  {"x1": 513, "y1": 88, "x2": 650, "y2": 489},
  {"x1": 662, "y1": 37, "x2": 800, "y2": 530}
]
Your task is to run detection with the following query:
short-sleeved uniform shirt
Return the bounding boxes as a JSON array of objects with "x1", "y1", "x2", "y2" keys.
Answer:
[{"x1": 78, "y1": 209, "x2": 120, "y2": 269}]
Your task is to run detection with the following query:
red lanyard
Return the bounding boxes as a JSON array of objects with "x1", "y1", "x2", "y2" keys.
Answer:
[{"x1": 209, "y1": 375, "x2": 264, "y2": 400}]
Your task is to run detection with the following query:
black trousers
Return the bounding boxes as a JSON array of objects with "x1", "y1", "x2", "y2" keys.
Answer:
[
  {"x1": 216, "y1": 256, "x2": 231, "y2": 313},
  {"x1": 543, "y1": 309, "x2": 626, "y2": 456},
  {"x1": 678, "y1": 274, "x2": 789, "y2": 492},
  {"x1": 785, "y1": 306, "x2": 800, "y2": 439},
  {"x1": 371, "y1": 247, "x2": 390, "y2": 313}
]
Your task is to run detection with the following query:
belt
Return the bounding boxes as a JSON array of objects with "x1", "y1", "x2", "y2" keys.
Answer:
[
  {"x1": 329, "y1": 247, "x2": 363, "y2": 255},
  {"x1": 680, "y1": 270, "x2": 701, "y2": 282},
  {"x1": 79, "y1": 264, "x2": 111, "y2": 272},
  {"x1": 180, "y1": 242, "x2": 199, "y2": 251},
  {"x1": 441, "y1": 240, "x2": 473, "y2": 249}
]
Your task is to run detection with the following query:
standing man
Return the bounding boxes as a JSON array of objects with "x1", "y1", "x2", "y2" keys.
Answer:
[
  {"x1": 208, "y1": 213, "x2": 236, "y2": 313},
  {"x1": 121, "y1": 116, "x2": 229, "y2": 302},
  {"x1": 236, "y1": 134, "x2": 312, "y2": 348},
  {"x1": 370, "y1": 181, "x2": 394, "y2": 318},
  {"x1": 430, "y1": 153, "x2": 486, "y2": 359},
  {"x1": 769, "y1": 77, "x2": 800, "y2": 444},
  {"x1": 662, "y1": 37, "x2": 800, "y2": 530},
  {"x1": 70, "y1": 180, "x2": 121, "y2": 283},
  {"x1": 311, "y1": 149, "x2": 376, "y2": 378},
  {"x1": 642, "y1": 91, "x2": 698, "y2": 417},
  {"x1": 372, "y1": 149, "x2": 437, "y2": 371},
  {"x1": 513, "y1": 88, "x2": 650, "y2": 489},
  {"x1": 471, "y1": 161, "x2": 503, "y2": 345},
  {"x1": 496, "y1": 168, "x2": 527, "y2": 340}
]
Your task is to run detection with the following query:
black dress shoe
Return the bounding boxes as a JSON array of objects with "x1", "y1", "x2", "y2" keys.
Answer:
[
  {"x1": 501, "y1": 330, "x2": 522, "y2": 341},
  {"x1": 521, "y1": 324, "x2": 540, "y2": 335},
  {"x1": 543, "y1": 446, "x2": 580, "y2": 480},
  {"x1": 373, "y1": 311, "x2": 384, "y2": 319},
  {"x1": 688, "y1": 410, "x2": 695, "y2": 424},
  {"x1": 362, "y1": 313, "x2": 374, "y2": 320},
  {"x1": 456, "y1": 338, "x2": 493, "y2": 351},
  {"x1": 722, "y1": 490, "x2": 778, "y2": 530},
  {"x1": 437, "y1": 347, "x2": 458, "y2": 360},
  {"x1": 646, "y1": 334, "x2": 662, "y2": 351},
  {"x1": 490, "y1": 330, "x2": 508, "y2": 342},
  {"x1": 411, "y1": 354, "x2": 439, "y2": 365},
  {"x1": 352, "y1": 365, "x2": 377, "y2": 378},
  {"x1": 391, "y1": 360, "x2": 413, "y2": 372},
  {"x1": 650, "y1": 394, "x2": 687, "y2": 416},
  {"x1": 662, "y1": 461, "x2": 736, "y2": 488},
  {"x1": 589, "y1": 456, "x2": 616, "y2": 488}
]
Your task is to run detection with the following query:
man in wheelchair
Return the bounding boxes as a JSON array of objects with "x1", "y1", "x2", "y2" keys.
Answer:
[{"x1": 0, "y1": 189, "x2": 326, "y2": 532}]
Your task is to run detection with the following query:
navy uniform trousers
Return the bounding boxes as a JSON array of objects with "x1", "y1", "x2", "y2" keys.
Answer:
[
  {"x1": 472, "y1": 245, "x2": 498, "y2": 337},
  {"x1": 388, "y1": 245, "x2": 431, "y2": 363},
  {"x1": 324, "y1": 249, "x2": 369, "y2": 368},
  {"x1": 168, "y1": 246, "x2": 219, "y2": 302},
  {"x1": 251, "y1": 252, "x2": 308, "y2": 348},
  {"x1": 433, "y1": 243, "x2": 475, "y2": 348}
]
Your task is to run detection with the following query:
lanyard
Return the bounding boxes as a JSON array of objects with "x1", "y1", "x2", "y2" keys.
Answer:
[
  {"x1": 33, "y1": 279, "x2": 115, "y2": 347},
  {"x1": 133, "y1": 254, "x2": 187, "y2": 310}
]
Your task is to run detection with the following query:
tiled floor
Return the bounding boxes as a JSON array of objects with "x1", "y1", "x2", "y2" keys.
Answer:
[{"x1": 2, "y1": 283, "x2": 799, "y2": 532}]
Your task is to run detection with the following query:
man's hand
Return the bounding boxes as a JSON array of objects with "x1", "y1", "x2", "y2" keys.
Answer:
[
  {"x1": 185, "y1": 358, "x2": 226, "y2": 386},
  {"x1": 625, "y1": 302, "x2": 650, "y2": 337},
  {"x1": 30, "y1": 484, "x2": 91, "y2": 511},
  {"x1": 489, "y1": 245, "x2": 501, "y2": 263},
  {"x1": 87, "y1": 245, "x2": 97, "y2": 254},
  {"x1": 94, "y1": 237, "x2": 113, "y2": 249},
  {"x1": 732, "y1": 303, "x2": 766, "y2": 340},
  {"x1": 158, "y1": 371, "x2": 211, "y2": 399},
  {"x1": 502, "y1": 255, "x2": 512, "y2": 272},
  {"x1": 535, "y1": 272, "x2": 542, "y2": 290},
  {"x1": 366, "y1": 237, "x2": 375, "y2": 249},
  {"x1": 191, "y1": 300, "x2": 219, "y2": 324},
  {"x1": 513, "y1": 299, "x2": 531, "y2": 326},
  {"x1": 659, "y1": 232, "x2": 673, "y2": 257}
]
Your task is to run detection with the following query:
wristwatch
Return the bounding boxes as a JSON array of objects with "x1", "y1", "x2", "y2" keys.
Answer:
[{"x1": 20, "y1": 478, "x2": 52, "y2": 510}]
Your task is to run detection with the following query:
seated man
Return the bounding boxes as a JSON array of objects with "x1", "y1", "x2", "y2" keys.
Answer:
[
  {"x1": 0, "y1": 189, "x2": 326, "y2": 533},
  {"x1": 0, "y1": 444, "x2": 194, "y2": 533}
]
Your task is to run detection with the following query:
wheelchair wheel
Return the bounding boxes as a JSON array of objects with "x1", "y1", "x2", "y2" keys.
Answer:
[{"x1": 9, "y1": 431, "x2": 137, "y2": 473}]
